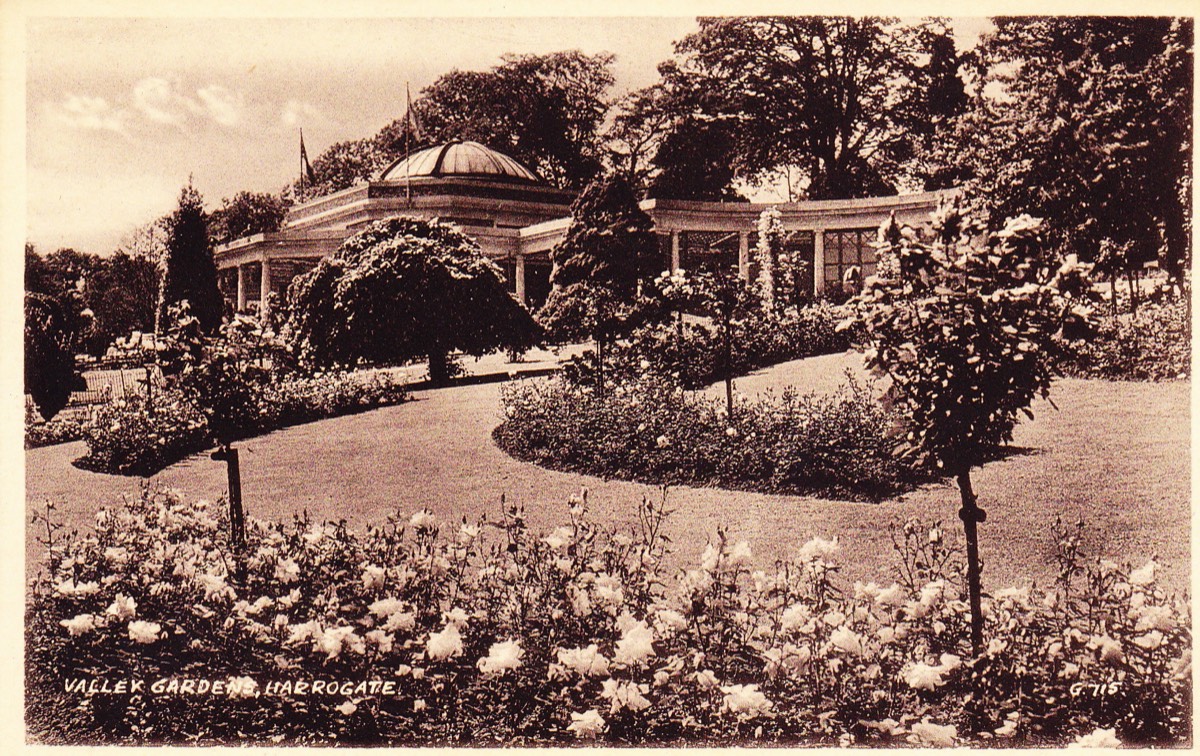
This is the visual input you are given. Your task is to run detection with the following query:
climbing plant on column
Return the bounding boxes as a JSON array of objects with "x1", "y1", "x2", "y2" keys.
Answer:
[{"x1": 844, "y1": 199, "x2": 1093, "y2": 654}]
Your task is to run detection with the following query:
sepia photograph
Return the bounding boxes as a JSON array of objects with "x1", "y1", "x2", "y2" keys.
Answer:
[{"x1": 12, "y1": 4, "x2": 1193, "y2": 748}]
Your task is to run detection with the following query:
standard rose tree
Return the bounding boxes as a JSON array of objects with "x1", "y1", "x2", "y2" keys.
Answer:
[{"x1": 845, "y1": 200, "x2": 1093, "y2": 654}]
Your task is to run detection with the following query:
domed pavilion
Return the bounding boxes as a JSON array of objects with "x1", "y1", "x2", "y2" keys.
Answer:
[{"x1": 214, "y1": 140, "x2": 951, "y2": 314}]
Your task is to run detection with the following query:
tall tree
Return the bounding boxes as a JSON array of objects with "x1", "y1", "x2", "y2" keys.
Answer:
[
  {"x1": 208, "y1": 191, "x2": 288, "y2": 246},
  {"x1": 25, "y1": 293, "x2": 80, "y2": 421},
  {"x1": 158, "y1": 183, "x2": 223, "y2": 334},
  {"x1": 931, "y1": 17, "x2": 1192, "y2": 289},
  {"x1": 538, "y1": 175, "x2": 658, "y2": 393},
  {"x1": 287, "y1": 217, "x2": 541, "y2": 386},
  {"x1": 415, "y1": 51, "x2": 615, "y2": 191},
  {"x1": 670, "y1": 17, "x2": 926, "y2": 199}
]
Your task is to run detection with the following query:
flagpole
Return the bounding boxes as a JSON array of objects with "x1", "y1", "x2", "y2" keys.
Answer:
[
  {"x1": 405, "y1": 83, "x2": 413, "y2": 208},
  {"x1": 300, "y1": 128, "x2": 305, "y2": 199}
]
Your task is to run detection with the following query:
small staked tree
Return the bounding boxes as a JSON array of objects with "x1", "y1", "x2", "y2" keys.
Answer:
[
  {"x1": 846, "y1": 200, "x2": 1093, "y2": 655},
  {"x1": 538, "y1": 174, "x2": 658, "y2": 395},
  {"x1": 287, "y1": 216, "x2": 541, "y2": 386},
  {"x1": 158, "y1": 183, "x2": 223, "y2": 335}
]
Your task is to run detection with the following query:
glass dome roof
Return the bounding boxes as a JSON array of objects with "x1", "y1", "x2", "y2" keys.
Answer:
[{"x1": 378, "y1": 141, "x2": 543, "y2": 184}]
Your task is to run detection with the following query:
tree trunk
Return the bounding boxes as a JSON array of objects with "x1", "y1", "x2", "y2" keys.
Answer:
[
  {"x1": 1127, "y1": 268, "x2": 1139, "y2": 317},
  {"x1": 723, "y1": 316, "x2": 734, "y2": 420},
  {"x1": 1110, "y1": 270, "x2": 1118, "y2": 317},
  {"x1": 428, "y1": 349, "x2": 450, "y2": 387},
  {"x1": 956, "y1": 468, "x2": 986, "y2": 656},
  {"x1": 595, "y1": 336, "x2": 605, "y2": 399}
]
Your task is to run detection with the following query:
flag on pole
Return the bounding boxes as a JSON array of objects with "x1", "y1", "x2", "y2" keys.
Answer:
[
  {"x1": 300, "y1": 129, "x2": 316, "y2": 183},
  {"x1": 405, "y1": 83, "x2": 423, "y2": 144}
]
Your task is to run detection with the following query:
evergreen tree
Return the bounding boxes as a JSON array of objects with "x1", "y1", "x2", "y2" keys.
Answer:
[
  {"x1": 539, "y1": 175, "x2": 658, "y2": 340},
  {"x1": 25, "y1": 293, "x2": 79, "y2": 421},
  {"x1": 538, "y1": 174, "x2": 658, "y2": 394},
  {"x1": 158, "y1": 183, "x2": 223, "y2": 334}
]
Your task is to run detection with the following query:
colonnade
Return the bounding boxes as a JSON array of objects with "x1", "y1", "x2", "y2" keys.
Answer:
[
  {"x1": 665, "y1": 228, "x2": 828, "y2": 295},
  {"x1": 232, "y1": 258, "x2": 272, "y2": 314}
]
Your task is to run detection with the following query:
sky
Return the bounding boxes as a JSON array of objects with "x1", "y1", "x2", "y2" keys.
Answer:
[{"x1": 24, "y1": 14, "x2": 995, "y2": 256}]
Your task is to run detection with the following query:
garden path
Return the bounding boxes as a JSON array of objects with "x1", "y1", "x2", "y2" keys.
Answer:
[{"x1": 26, "y1": 352, "x2": 1190, "y2": 592}]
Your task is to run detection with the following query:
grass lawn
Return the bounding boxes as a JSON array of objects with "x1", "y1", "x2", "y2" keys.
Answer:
[{"x1": 26, "y1": 351, "x2": 1189, "y2": 594}]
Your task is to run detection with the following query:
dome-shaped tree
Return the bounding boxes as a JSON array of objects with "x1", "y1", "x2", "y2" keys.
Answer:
[{"x1": 286, "y1": 216, "x2": 541, "y2": 386}]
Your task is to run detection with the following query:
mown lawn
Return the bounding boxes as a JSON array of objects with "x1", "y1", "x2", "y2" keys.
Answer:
[{"x1": 26, "y1": 352, "x2": 1189, "y2": 593}]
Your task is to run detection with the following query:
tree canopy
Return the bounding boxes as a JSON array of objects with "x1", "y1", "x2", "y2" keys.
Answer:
[
  {"x1": 286, "y1": 217, "x2": 541, "y2": 385},
  {"x1": 209, "y1": 191, "x2": 288, "y2": 246},
  {"x1": 296, "y1": 50, "x2": 615, "y2": 199},
  {"x1": 666, "y1": 17, "x2": 935, "y2": 199},
  {"x1": 928, "y1": 17, "x2": 1193, "y2": 284}
]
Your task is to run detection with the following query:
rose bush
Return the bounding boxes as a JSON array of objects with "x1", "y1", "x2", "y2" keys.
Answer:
[
  {"x1": 1056, "y1": 298, "x2": 1190, "y2": 381},
  {"x1": 27, "y1": 488, "x2": 1190, "y2": 746},
  {"x1": 496, "y1": 373, "x2": 931, "y2": 502},
  {"x1": 25, "y1": 402, "x2": 86, "y2": 449},
  {"x1": 74, "y1": 370, "x2": 408, "y2": 477},
  {"x1": 563, "y1": 284, "x2": 854, "y2": 392}
]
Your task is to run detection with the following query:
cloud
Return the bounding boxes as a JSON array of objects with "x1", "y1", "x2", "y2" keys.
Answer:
[
  {"x1": 280, "y1": 99, "x2": 323, "y2": 128},
  {"x1": 132, "y1": 76, "x2": 200, "y2": 126},
  {"x1": 197, "y1": 85, "x2": 243, "y2": 127},
  {"x1": 131, "y1": 77, "x2": 243, "y2": 128},
  {"x1": 49, "y1": 94, "x2": 129, "y2": 135}
]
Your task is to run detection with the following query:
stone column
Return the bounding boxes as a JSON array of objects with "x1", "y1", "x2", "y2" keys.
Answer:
[
  {"x1": 670, "y1": 231, "x2": 681, "y2": 273},
  {"x1": 738, "y1": 231, "x2": 750, "y2": 281},
  {"x1": 515, "y1": 253, "x2": 527, "y2": 304},
  {"x1": 236, "y1": 265, "x2": 247, "y2": 312},
  {"x1": 813, "y1": 229, "x2": 825, "y2": 296},
  {"x1": 259, "y1": 258, "x2": 272, "y2": 318}
]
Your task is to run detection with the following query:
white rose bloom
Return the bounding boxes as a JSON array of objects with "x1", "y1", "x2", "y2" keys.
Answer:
[
  {"x1": 60, "y1": 613, "x2": 99, "y2": 636},
  {"x1": 1070, "y1": 727, "x2": 1121, "y2": 748},
  {"x1": 829, "y1": 626, "x2": 864, "y2": 656},
  {"x1": 477, "y1": 639, "x2": 524, "y2": 676},
  {"x1": 720, "y1": 683, "x2": 773, "y2": 718},
  {"x1": 903, "y1": 662, "x2": 947, "y2": 691},
  {"x1": 426, "y1": 622, "x2": 464, "y2": 661},
  {"x1": 566, "y1": 709, "x2": 605, "y2": 739},
  {"x1": 369, "y1": 597, "x2": 406, "y2": 618},
  {"x1": 274, "y1": 559, "x2": 300, "y2": 585},
  {"x1": 908, "y1": 719, "x2": 957, "y2": 747},
  {"x1": 106, "y1": 594, "x2": 137, "y2": 621},
  {"x1": 361, "y1": 564, "x2": 386, "y2": 592},
  {"x1": 797, "y1": 536, "x2": 839, "y2": 563},
  {"x1": 613, "y1": 617, "x2": 655, "y2": 666},
  {"x1": 599, "y1": 678, "x2": 651, "y2": 713},
  {"x1": 127, "y1": 620, "x2": 163, "y2": 644},
  {"x1": 557, "y1": 644, "x2": 610, "y2": 678}
]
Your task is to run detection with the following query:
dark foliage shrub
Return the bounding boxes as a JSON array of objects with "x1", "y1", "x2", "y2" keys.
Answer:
[
  {"x1": 1056, "y1": 299, "x2": 1190, "y2": 381},
  {"x1": 564, "y1": 301, "x2": 855, "y2": 391},
  {"x1": 495, "y1": 374, "x2": 928, "y2": 501}
]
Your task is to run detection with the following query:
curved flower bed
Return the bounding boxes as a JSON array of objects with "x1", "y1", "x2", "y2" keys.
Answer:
[
  {"x1": 26, "y1": 488, "x2": 1190, "y2": 746},
  {"x1": 73, "y1": 371, "x2": 409, "y2": 477},
  {"x1": 495, "y1": 374, "x2": 932, "y2": 502}
]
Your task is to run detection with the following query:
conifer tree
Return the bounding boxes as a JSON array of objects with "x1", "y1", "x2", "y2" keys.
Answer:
[
  {"x1": 158, "y1": 182, "x2": 223, "y2": 334},
  {"x1": 538, "y1": 175, "x2": 658, "y2": 393}
]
